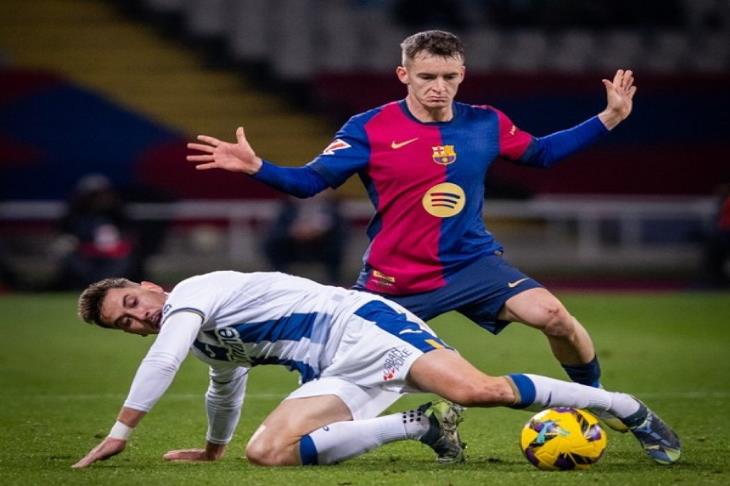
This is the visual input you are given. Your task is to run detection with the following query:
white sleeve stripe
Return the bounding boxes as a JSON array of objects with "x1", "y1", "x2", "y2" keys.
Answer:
[{"x1": 163, "y1": 307, "x2": 205, "y2": 324}]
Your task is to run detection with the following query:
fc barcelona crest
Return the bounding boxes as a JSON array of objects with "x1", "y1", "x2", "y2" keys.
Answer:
[{"x1": 432, "y1": 145, "x2": 457, "y2": 165}]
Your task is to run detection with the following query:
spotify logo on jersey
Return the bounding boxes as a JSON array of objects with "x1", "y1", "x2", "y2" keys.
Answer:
[{"x1": 422, "y1": 183, "x2": 466, "y2": 218}]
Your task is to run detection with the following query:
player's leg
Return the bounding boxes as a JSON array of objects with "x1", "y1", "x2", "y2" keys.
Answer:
[
  {"x1": 245, "y1": 380, "x2": 460, "y2": 466},
  {"x1": 501, "y1": 288, "x2": 631, "y2": 431},
  {"x1": 385, "y1": 254, "x2": 602, "y2": 388},
  {"x1": 407, "y1": 349, "x2": 681, "y2": 464},
  {"x1": 407, "y1": 348, "x2": 622, "y2": 411},
  {"x1": 245, "y1": 394, "x2": 350, "y2": 466},
  {"x1": 416, "y1": 254, "x2": 602, "y2": 388},
  {"x1": 498, "y1": 287, "x2": 601, "y2": 387},
  {"x1": 287, "y1": 304, "x2": 468, "y2": 465},
  {"x1": 296, "y1": 399, "x2": 462, "y2": 466},
  {"x1": 493, "y1": 278, "x2": 630, "y2": 431}
]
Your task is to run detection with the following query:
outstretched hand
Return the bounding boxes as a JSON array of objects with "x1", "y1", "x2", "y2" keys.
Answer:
[
  {"x1": 72, "y1": 437, "x2": 126, "y2": 469},
  {"x1": 598, "y1": 69, "x2": 637, "y2": 130},
  {"x1": 187, "y1": 126, "x2": 263, "y2": 175}
]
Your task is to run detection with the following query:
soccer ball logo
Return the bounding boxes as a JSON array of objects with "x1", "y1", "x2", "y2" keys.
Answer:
[{"x1": 520, "y1": 407, "x2": 607, "y2": 470}]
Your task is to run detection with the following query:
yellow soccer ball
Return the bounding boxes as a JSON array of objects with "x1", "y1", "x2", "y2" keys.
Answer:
[{"x1": 520, "y1": 407, "x2": 607, "y2": 470}]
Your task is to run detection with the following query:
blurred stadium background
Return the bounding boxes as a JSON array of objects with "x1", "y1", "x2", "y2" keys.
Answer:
[{"x1": 1, "y1": 0, "x2": 729, "y2": 290}]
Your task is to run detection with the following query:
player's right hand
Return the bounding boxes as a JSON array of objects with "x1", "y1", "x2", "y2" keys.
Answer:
[
  {"x1": 187, "y1": 126, "x2": 263, "y2": 175},
  {"x1": 72, "y1": 436, "x2": 126, "y2": 469},
  {"x1": 163, "y1": 442, "x2": 225, "y2": 462}
]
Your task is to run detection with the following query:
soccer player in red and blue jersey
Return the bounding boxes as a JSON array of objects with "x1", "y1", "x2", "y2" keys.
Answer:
[{"x1": 187, "y1": 30, "x2": 637, "y2": 429}]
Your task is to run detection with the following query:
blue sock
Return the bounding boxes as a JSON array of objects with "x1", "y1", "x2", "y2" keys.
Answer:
[
  {"x1": 561, "y1": 355, "x2": 601, "y2": 387},
  {"x1": 299, "y1": 434, "x2": 318, "y2": 465},
  {"x1": 508, "y1": 373, "x2": 537, "y2": 408}
]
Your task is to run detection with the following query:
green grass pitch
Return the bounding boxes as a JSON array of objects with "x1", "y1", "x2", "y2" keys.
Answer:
[{"x1": 1, "y1": 291, "x2": 729, "y2": 485}]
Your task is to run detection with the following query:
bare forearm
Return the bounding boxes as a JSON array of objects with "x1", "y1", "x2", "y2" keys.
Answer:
[{"x1": 597, "y1": 109, "x2": 624, "y2": 131}]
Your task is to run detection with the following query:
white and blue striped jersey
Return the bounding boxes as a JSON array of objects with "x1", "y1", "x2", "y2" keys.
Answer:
[
  {"x1": 167, "y1": 270, "x2": 378, "y2": 382},
  {"x1": 119, "y1": 270, "x2": 447, "y2": 444},
  {"x1": 123, "y1": 271, "x2": 391, "y2": 415}
]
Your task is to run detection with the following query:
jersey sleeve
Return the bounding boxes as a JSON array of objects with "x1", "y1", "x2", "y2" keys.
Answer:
[
  {"x1": 491, "y1": 107, "x2": 534, "y2": 160},
  {"x1": 492, "y1": 106, "x2": 609, "y2": 168},
  {"x1": 306, "y1": 114, "x2": 371, "y2": 188},
  {"x1": 516, "y1": 115, "x2": 608, "y2": 168},
  {"x1": 253, "y1": 163, "x2": 329, "y2": 198},
  {"x1": 123, "y1": 311, "x2": 202, "y2": 412},
  {"x1": 162, "y1": 274, "x2": 225, "y2": 324},
  {"x1": 205, "y1": 364, "x2": 249, "y2": 444}
]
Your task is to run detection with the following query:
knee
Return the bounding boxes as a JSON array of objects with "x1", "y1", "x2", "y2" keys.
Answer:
[
  {"x1": 245, "y1": 435, "x2": 293, "y2": 467},
  {"x1": 536, "y1": 301, "x2": 575, "y2": 339}
]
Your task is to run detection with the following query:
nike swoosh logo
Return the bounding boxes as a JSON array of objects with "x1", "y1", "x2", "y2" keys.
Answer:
[
  {"x1": 399, "y1": 329, "x2": 423, "y2": 335},
  {"x1": 508, "y1": 277, "x2": 529, "y2": 288},
  {"x1": 391, "y1": 137, "x2": 418, "y2": 149}
]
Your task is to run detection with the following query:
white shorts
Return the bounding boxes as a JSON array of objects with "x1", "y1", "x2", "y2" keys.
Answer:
[
  {"x1": 285, "y1": 300, "x2": 449, "y2": 419},
  {"x1": 286, "y1": 376, "x2": 403, "y2": 420}
]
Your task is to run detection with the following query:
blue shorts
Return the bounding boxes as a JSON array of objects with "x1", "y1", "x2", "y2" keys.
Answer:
[{"x1": 356, "y1": 254, "x2": 542, "y2": 334}]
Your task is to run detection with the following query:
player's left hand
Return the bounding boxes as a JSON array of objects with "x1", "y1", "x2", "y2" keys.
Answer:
[
  {"x1": 599, "y1": 69, "x2": 637, "y2": 130},
  {"x1": 72, "y1": 437, "x2": 126, "y2": 468}
]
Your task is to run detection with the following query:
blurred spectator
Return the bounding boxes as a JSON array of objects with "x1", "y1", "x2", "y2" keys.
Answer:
[
  {"x1": 0, "y1": 241, "x2": 18, "y2": 292},
  {"x1": 120, "y1": 184, "x2": 174, "y2": 284},
  {"x1": 701, "y1": 183, "x2": 730, "y2": 288},
  {"x1": 392, "y1": 0, "x2": 468, "y2": 30},
  {"x1": 483, "y1": 0, "x2": 684, "y2": 28},
  {"x1": 51, "y1": 174, "x2": 139, "y2": 290},
  {"x1": 263, "y1": 191, "x2": 348, "y2": 285}
]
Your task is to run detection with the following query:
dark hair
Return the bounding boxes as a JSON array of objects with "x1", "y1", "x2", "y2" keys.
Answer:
[
  {"x1": 400, "y1": 30, "x2": 465, "y2": 65},
  {"x1": 78, "y1": 277, "x2": 136, "y2": 328}
]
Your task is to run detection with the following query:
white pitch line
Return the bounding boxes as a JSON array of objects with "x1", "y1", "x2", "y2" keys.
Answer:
[
  {"x1": 10, "y1": 391, "x2": 730, "y2": 401},
  {"x1": 12, "y1": 392, "x2": 287, "y2": 401},
  {"x1": 633, "y1": 391, "x2": 730, "y2": 399}
]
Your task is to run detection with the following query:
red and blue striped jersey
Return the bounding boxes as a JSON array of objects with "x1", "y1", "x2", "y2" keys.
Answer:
[{"x1": 308, "y1": 100, "x2": 535, "y2": 295}]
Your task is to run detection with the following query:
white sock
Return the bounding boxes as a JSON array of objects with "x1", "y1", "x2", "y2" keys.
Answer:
[
  {"x1": 301, "y1": 409, "x2": 429, "y2": 465},
  {"x1": 524, "y1": 374, "x2": 640, "y2": 418}
]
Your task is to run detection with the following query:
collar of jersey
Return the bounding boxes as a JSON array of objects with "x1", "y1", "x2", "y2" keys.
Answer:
[{"x1": 398, "y1": 99, "x2": 459, "y2": 126}]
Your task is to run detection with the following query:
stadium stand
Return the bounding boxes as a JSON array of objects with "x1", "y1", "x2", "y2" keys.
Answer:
[
  {"x1": 104, "y1": 0, "x2": 729, "y2": 197},
  {"x1": 0, "y1": 0, "x2": 728, "y2": 286},
  {"x1": 0, "y1": 0, "x2": 335, "y2": 197}
]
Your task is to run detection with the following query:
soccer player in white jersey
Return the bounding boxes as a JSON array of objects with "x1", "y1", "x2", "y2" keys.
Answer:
[{"x1": 72, "y1": 271, "x2": 680, "y2": 468}]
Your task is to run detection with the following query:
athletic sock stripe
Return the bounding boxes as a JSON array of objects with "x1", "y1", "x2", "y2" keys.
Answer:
[
  {"x1": 299, "y1": 434, "x2": 319, "y2": 465},
  {"x1": 508, "y1": 373, "x2": 536, "y2": 409}
]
